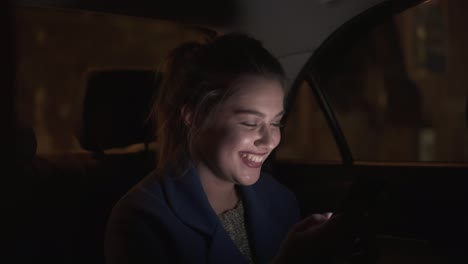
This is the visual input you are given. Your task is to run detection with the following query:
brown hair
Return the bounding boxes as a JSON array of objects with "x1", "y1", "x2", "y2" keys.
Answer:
[{"x1": 152, "y1": 33, "x2": 286, "y2": 176}]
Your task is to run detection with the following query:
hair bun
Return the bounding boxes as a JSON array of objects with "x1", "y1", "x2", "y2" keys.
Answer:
[{"x1": 168, "y1": 42, "x2": 204, "y2": 70}]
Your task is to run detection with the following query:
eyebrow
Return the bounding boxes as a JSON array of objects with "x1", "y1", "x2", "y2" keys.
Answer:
[{"x1": 233, "y1": 109, "x2": 285, "y2": 118}]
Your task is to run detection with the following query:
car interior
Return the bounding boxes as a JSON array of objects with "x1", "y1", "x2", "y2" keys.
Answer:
[{"x1": 7, "y1": 0, "x2": 468, "y2": 263}]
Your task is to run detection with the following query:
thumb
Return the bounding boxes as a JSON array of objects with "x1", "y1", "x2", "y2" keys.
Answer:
[{"x1": 294, "y1": 212, "x2": 333, "y2": 232}]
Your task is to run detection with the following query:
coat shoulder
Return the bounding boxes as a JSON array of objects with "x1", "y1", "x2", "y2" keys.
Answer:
[{"x1": 255, "y1": 172, "x2": 298, "y2": 205}]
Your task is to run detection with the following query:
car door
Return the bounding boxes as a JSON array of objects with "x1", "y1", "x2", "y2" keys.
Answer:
[{"x1": 272, "y1": 0, "x2": 468, "y2": 263}]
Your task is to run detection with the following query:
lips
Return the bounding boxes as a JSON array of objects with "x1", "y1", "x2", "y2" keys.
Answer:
[{"x1": 239, "y1": 152, "x2": 268, "y2": 168}]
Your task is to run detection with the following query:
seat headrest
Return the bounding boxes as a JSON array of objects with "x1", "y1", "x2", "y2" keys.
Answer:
[{"x1": 79, "y1": 70, "x2": 159, "y2": 152}]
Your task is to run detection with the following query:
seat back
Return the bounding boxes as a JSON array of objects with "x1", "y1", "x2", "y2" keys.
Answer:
[{"x1": 72, "y1": 69, "x2": 160, "y2": 263}]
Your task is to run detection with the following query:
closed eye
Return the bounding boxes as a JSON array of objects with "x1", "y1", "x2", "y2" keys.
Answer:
[
  {"x1": 240, "y1": 122, "x2": 258, "y2": 127},
  {"x1": 271, "y1": 122, "x2": 284, "y2": 128}
]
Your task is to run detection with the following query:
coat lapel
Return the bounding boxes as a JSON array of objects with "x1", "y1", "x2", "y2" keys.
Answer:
[
  {"x1": 162, "y1": 165, "x2": 248, "y2": 264},
  {"x1": 239, "y1": 182, "x2": 279, "y2": 264},
  {"x1": 208, "y1": 223, "x2": 249, "y2": 264},
  {"x1": 162, "y1": 166, "x2": 217, "y2": 235}
]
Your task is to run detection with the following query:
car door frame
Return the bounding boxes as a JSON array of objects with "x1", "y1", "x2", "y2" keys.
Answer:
[{"x1": 272, "y1": 0, "x2": 468, "y2": 260}]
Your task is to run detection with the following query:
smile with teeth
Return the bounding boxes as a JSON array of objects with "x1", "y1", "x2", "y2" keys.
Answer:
[{"x1": 240, "y1": 152, "x2": 266, "y2": 163}]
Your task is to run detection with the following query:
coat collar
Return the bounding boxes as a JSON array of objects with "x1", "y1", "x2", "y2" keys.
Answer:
[
  {"x1": 239, "y1": 182, "x2": 279, "y2": 264},
  {"x1": 162, "y1": 164, "x2": 218, "y2": 235},
  {"x1": 162, "y1": 165, "x2": 277, "y2": 264}
]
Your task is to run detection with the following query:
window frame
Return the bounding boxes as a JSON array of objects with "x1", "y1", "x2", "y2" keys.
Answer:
[{"x1": 278, "y1": 0, "x2": 461, "y2": 166}]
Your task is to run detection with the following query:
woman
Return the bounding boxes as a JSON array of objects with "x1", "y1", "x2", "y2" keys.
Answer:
[{"x1": 105, "y1": 33, "x2": 358, "y2": 264}]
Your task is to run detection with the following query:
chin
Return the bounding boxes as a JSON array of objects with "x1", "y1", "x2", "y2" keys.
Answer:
[{"x1": 236, "y1": 172, "x2": 261, "y2": 186}]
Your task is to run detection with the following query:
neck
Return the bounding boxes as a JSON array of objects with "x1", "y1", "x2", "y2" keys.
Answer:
[{"x1": 196, "y1": 162, "x2": 239, "y2": 215}]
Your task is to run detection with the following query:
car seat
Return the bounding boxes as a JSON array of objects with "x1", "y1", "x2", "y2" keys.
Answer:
[{"x1": 72, "y1": 69, "x2": 159, "y2": 263}]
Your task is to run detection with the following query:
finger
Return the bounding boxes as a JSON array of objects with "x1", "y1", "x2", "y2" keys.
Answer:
[
  {"x1": 294, "y1": 213, "x2": 331, "y2": 232},
  {"x1": 324, "y1": 212, "x2": 333, "y2": 219}
]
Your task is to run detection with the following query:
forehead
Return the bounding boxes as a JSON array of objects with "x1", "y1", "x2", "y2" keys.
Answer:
[{"x1": 222, "y1": 76, "x2": 284, "y2": 108}]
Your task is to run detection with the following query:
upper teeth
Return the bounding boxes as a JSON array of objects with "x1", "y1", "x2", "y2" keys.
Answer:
[{"x1": 242, "y1": 153, "x2": 263, "y2": 163}]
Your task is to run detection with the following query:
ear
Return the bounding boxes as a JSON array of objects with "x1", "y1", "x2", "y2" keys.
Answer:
[{"x1": 181, "y1": 105, "x2": 193, "y2": 127}]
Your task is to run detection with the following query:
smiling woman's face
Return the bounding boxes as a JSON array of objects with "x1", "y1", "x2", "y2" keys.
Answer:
[{"x1": 194, "y1": 76, "x2": 284, "y2": 186}]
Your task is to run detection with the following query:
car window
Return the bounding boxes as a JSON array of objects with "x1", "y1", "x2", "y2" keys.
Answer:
[
  {"x1": 311, "y1": 0, "x2": 468, "y2": 163},
  {"x1": 275, "y1": 80, "x2": 341, "y2": 163},
  {"x1": 14, "y1": 6, "x2": 210, "y2": 156}
]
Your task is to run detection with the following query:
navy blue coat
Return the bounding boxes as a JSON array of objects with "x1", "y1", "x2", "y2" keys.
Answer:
[{"x1": 105, "y1": 166, "x2": 300, "y2": 264}]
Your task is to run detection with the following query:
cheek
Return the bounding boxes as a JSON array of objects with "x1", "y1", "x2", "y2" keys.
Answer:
[
  {"x1": 226, "y1": 128, "x2": 253, "y2": 148},
  {"x1": 272, "y1": 129, "x2": 281, "y2": 148},
  {"x1": 214, "y1": 126, "x2": 250, "y2": 152}
]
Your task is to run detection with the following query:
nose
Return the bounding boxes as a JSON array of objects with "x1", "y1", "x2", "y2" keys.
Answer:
[{"x1": 254, "y1": 124, "x2": 279, "y2": 150}]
